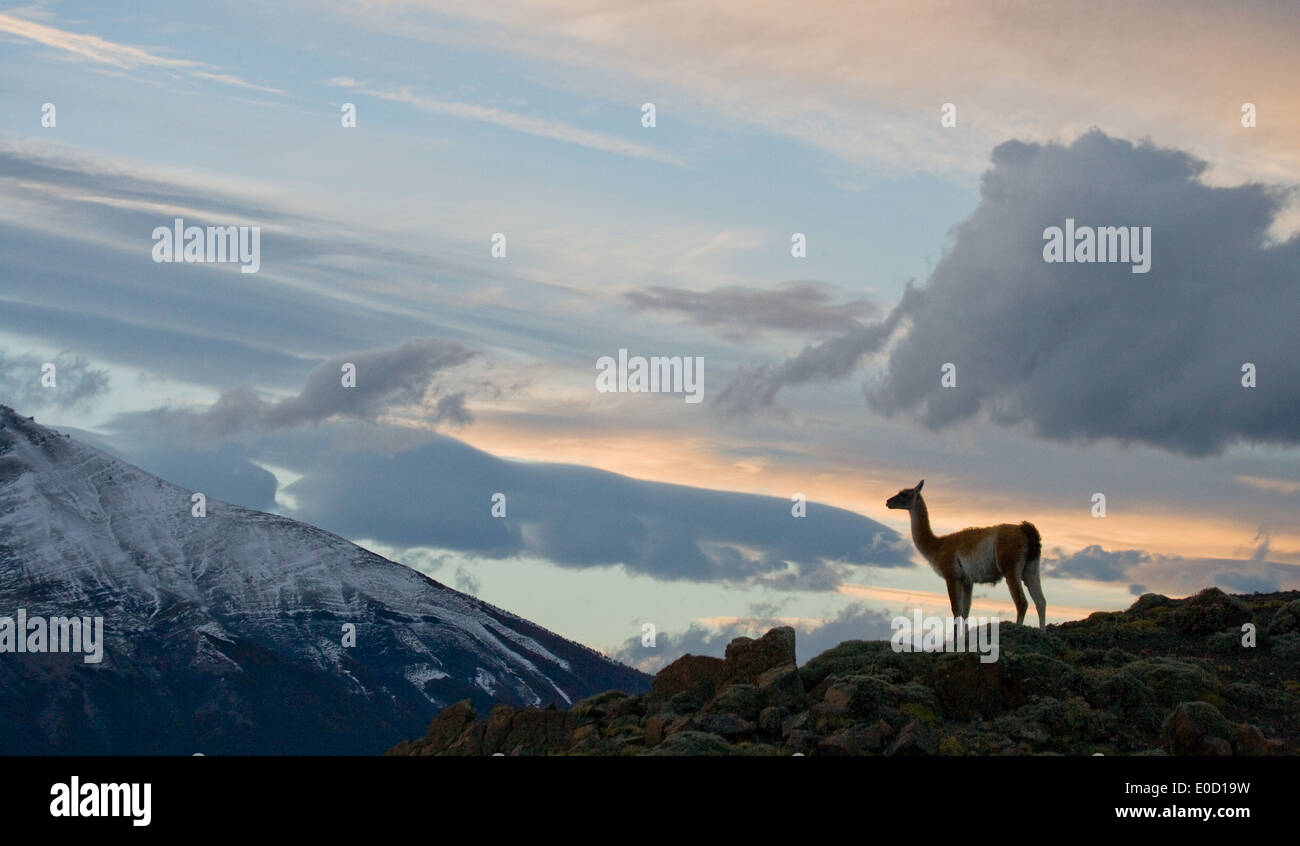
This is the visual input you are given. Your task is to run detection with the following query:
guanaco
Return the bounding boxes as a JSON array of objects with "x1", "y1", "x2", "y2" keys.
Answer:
[{"x1": 885, "y1": 480, "x2": 1046, "y2": 628}]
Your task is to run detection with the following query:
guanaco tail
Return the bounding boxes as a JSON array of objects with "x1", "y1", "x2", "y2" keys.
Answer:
[{"x1": 886, "y1": 480, "x2": 1046, "y2": 628}]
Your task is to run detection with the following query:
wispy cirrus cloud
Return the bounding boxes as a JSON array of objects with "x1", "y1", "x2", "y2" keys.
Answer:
[
  {"x1": 626, "y1": 281, "x2": 877, "y2": 340},
  {"x1": 0, "y1": 11, "x2": 281, "y2": 93},
  {"x1": 326, "y1": 77, "x2": 683, "y2": 166}
]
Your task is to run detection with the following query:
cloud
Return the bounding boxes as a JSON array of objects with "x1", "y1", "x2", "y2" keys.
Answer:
[
  {"x1": 0, "y1": 350, "x2": 108, "y2": 411},
  {"x1": 117, "y1": 445, "x2": 279, "y2": 512},
  {"x1": 613, "y1": 602, "x2": 899, "y2": 671},
  {"x1": 1047, "y1": 545, "x2": 1151, "y2": 582},
  {"x1": 1235, "y1": 475, "x2": 1300, "y2": 495},
  {"x1": 1044, "y1": 542, "x2": 1298, "y2": 596},
  {"x1": 0, "y1": 11, "x2": 280, "y2": 93},
  {"x1": 148, "y1": 338, "x2": 478, "y2": 437},
  {"x1": 358, "y1": 1, "x2": 1300, "y2": 185},
  {"x1": 454, "y1": 565, "x2": 482, "y2": 596},
  {"x1": 264, "y1": 423, "x2": 911, "y2": 588},
  {"x1": 716, "y1": 285, "x2": 921, "y2": 413},
  {"x1": 723, "y1": 131, "x2": 1300, "y2": 455},
  {"x1": 625, "y1": 282, "x2": 876, "y2": 340},
  {"x1": 327, "y1": 80, "x2": 684, "y2": 166}
]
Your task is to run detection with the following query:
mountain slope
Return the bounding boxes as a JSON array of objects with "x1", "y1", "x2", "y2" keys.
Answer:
[{"x1": 0, "y1": 405, "x2": 648, "y2": 754}]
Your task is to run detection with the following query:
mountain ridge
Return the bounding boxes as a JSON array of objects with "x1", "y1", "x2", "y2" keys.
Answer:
[{"x1": 0, "y1": 405, "x2": 648, "y2": 754}]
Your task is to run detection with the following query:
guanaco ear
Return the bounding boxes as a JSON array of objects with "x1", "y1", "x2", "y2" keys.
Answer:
[{"x1": 915, "y1": 479, "x2": 924, "y2": 492}]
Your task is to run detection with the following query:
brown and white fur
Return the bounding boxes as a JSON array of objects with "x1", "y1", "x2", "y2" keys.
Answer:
[{"x1": 886, "y1": 480, "x2": 1046, "y2": 628}]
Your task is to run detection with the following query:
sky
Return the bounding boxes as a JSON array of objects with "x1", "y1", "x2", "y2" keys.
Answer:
[{"x1": 1, "y1": 0, "x2": 1297, "y2": 669}]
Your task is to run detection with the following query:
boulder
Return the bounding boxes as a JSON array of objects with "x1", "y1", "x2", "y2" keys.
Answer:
[
  {"x1": 481, "y1": 704, "x2": 515, "y2": 754},
  {"x1": 652, "y1": 654, "x2": 725, "y2": 702},
  {"x1": 757, "y1": 706, "x2": 787, "y2": 736},
  {"x1": 817, "y1": 721, "x2": 890, "y2": 756},
  {"x1": 886, "y1": 720, "x2": 938, "y2": 756},
  {"x1": 1234, "y1": 723, "x2": 1283, "y2": 756},
  {"x1": 643, "y1": 714, "x2": 671, "y2": 746},
  {"x1": 706, "y1": 683, "x2": 766, "y2": 721},
  {"x1": 1161, "y1": 702, "x2": 1235, "y2": 756},
  {"x1": 647, "y1": 731, "x2": 731, "y2": 756},
  {"x1": 721, "y1": 627, "x2": 797, "y2": 684},
  {"x1": 421, "y1": 699, "x2": 476, "y2": 753},
  {"x1": 757, "y1": 664, "x2": 806, "y2": 710},
  {"x1": 503, "y1": 708, "x2": 572, "y2": 755}
]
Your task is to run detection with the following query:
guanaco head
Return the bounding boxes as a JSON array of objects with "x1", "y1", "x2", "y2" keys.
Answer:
[{"x1": 885, "y1": 479, "x2": 924, "y2": 511}]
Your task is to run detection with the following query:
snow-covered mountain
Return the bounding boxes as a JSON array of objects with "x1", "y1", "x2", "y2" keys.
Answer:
[{"x1": 0, "y1": 406, "x2": 648, "y2": 754}]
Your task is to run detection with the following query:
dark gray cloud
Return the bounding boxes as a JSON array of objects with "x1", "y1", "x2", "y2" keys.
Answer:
[
  {"x1": 1045, "y1": 542, "x2": 1298, "y2": 596},
  {"x1": 0, "y1": 350, "x2": 108, "y2": 410},
  {"x1": 613, "y1": 602, "x2": 899, "y2": 671},
  {"x1": 267, "y1": 423, "x2": 911, "y2": 588},
  {"x1": 121, "y1": 445, "x2": 278, "y2": 511},
  {"x1": 142, "y1": 338, "x2": 478, "y2": 437},
  {"x1": 95, "y1": 418, "x2": 909, "y2": 589},
  {"x1": 1047, "y1": 544, "x2": 1151, "y2": 582},
  {"x1": 721, "y1": 131, "x2": 1300, "y2": 456},
  {"x1": 716, "y1": 286, "x2": 921, "y2": 413},
  {"x1": 626, "y1": 281, "x2": 876, "y2": 339}
]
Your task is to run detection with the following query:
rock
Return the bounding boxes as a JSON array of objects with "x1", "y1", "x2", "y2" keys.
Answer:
[
  {"x1": 503, "y1": 708, "x2": 572, "y2": 755},
  {"x1": 758, "y1": 706, "x2": 786, "y2": 736},
  {"x1": 929, "y1": 653, "x2": 1005, "y2": 719},
  {"x1": 781, "y1": 710, "x2": 809, "y2": 736},
  {"x1": 818, "y1": 675, "x2": 885, "y2": 720},
  {"x1": 817, "y1": 722, "x2": 889, "y2": 756},
  {"x1": 652, "y1": 654, "x2": 725, "y2": 702},
  {"x1": 604, "y1": 715, "x2": 642, "y2": 737},
  {"x1": 722, "y1": 627, "x2": 797, "y2": 684},
  {"x1": 886, "y1": 720, "x2": 938, "y2": 756},
  {"x1": 668, "y1": 691, "x2": 704, "y2": 714},
  {"x1": 1270, "y1": 599, "x2": 1300, "y2": 635},
  {"x1": 784, "y1": 730, "x2": 820, "y2": 755},
  {"x1": 1234, "y1": 723, "x2": 1281, "y2": 756},
  {"x1": 568, "y1": 723, "x2": 602, "y2": 753},
  {"x1": 690, "y1": 712, "x2": 756, "y2": 739},
  {"x1": 643, "y1": 714, "x2": 670, "y2": 746},
  {"x1": 799, "y1": 640, "x2": 911, "y2": 690},
  {"x1": 665, "y1": 714, "x2": 693, "y2": 736},
  {"x1": 570, "y1": 690, "x2": 628, "y2": 721},
  {"x1": 609, "y1": 695, "x2": 647, "y2": 720},
  {"x1": 445, "y1": 722, "x2": 485, "y2": 756},
  {"x1": 647, "y1": 731, "x2": 731, "y2": 756},
  {"x1": 482, "y1": 704, "x2": 515, "y2": 754},
  {"x1": 1203, "y1": 737, "x2": 1233, "y2": 756},
  {"x1": 707, "y1": 683, "x2": 766, "y2": 721},
  {"x1": 1161, "y1": 702, "x2": 1235, "y2": 756},
  {"x1": 757, "y1": 664, "x2": 806, "y2": 710},
  {"x1": 421, "y1": 699, "x2": 476, "y2": 753}
]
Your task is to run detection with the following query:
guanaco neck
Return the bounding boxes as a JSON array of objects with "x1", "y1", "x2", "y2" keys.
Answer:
[{"x1": 909, "y1": 494, "x2": 942, "y2": 562}]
